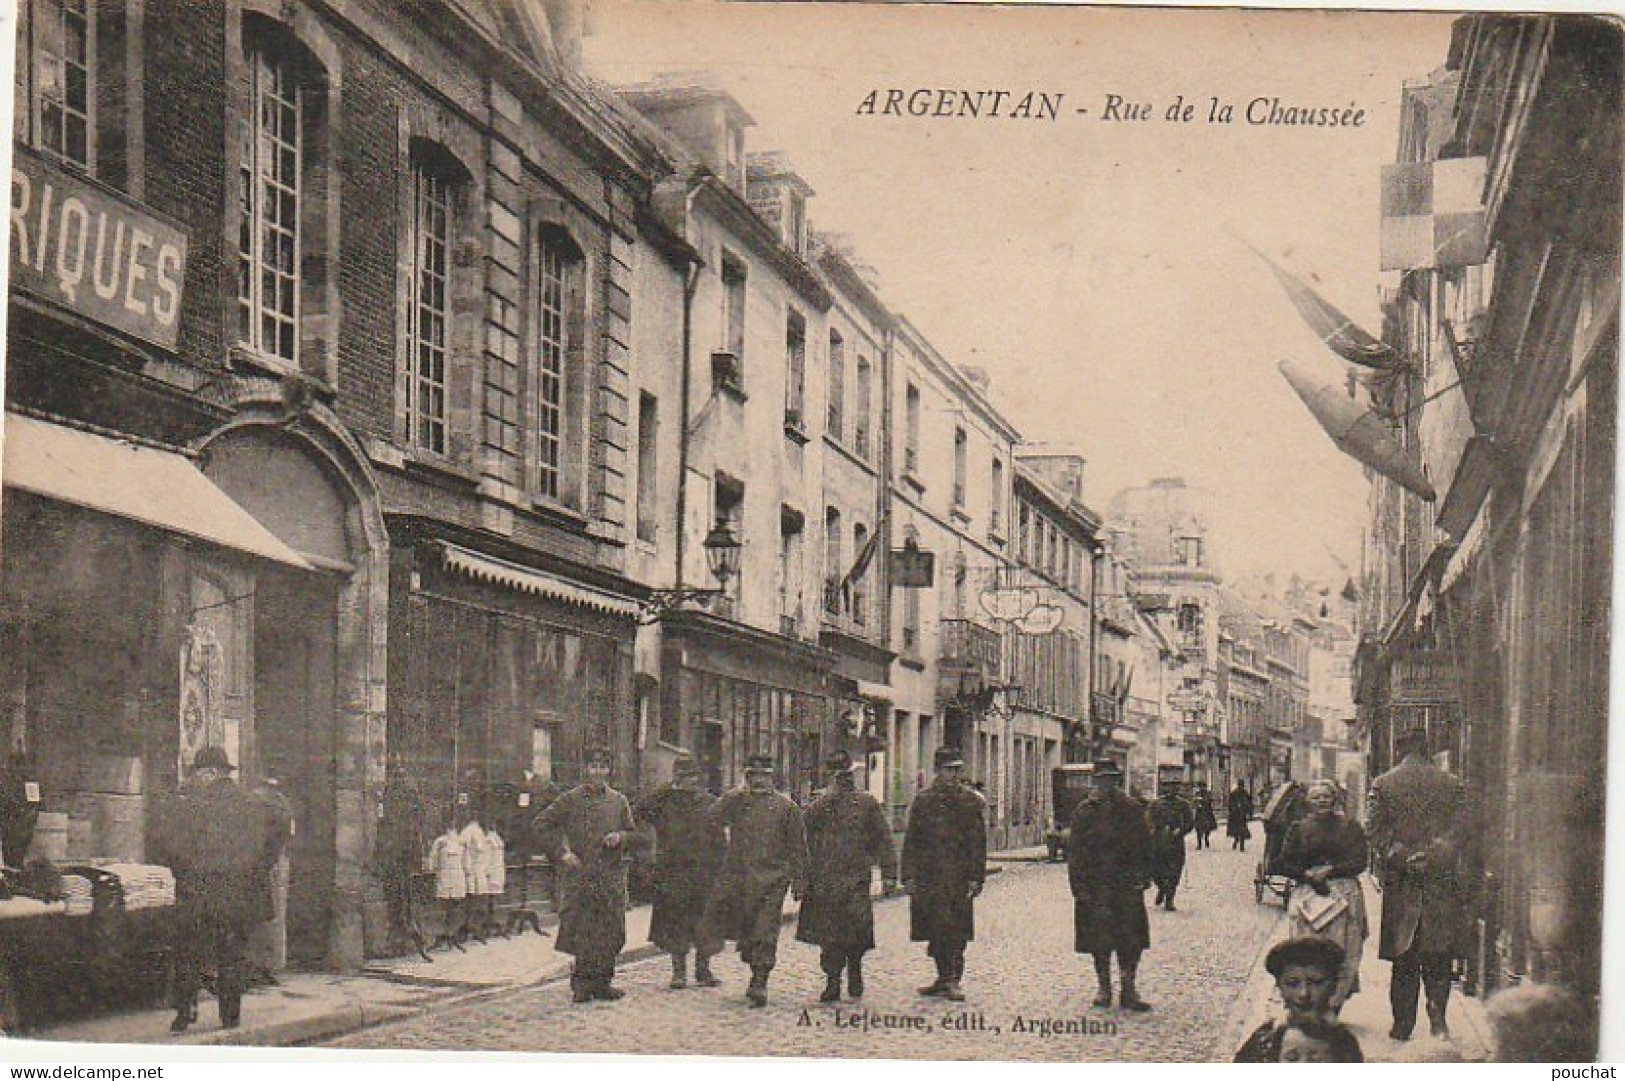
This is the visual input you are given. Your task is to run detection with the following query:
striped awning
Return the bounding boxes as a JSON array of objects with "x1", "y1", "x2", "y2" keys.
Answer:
[{"x1": 436, "y1": 542, "x2": 641, "y2": 619}]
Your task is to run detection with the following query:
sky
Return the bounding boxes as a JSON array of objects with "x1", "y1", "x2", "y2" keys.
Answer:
[{"x1": 582, "y1": 1, "x2": 1457, "y2": 587}]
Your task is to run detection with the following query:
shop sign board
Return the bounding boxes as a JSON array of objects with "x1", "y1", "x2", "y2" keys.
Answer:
[
  {"x1": 1390, "y1": 651, "x2": 1460, "y2": 705},
  {"x1": 11, "y1": 145, "x2": 189, "y2": 350}
]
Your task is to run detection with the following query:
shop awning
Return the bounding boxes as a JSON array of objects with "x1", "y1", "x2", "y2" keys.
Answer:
[
  {"x1": 437, "y1": 541, "x2": 642, "y2": 619},
  {"x1": 2, "y1": 412, "x2": 312, "y2": 569}
]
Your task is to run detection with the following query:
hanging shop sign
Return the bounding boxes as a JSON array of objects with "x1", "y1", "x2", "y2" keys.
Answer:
[
  {"x1": 1389, "y1": 651, "x2": 1461, "y2": 706},
  {"x1": 10, "y1": 145, "x2": 189, "y2": 350},
  {"x1": 890, "y1": 539, "x2": 936, "y2": 588}
]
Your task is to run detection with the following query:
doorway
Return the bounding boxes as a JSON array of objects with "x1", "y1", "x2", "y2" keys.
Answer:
[{"x1": 254, "y1": 565, "x2": 338, "y2": 969}]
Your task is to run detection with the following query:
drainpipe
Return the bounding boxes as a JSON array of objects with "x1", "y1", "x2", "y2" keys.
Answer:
[
  {"x1": 1087, "y1": 542, "x2": 1102, "y2": 764},
  {"x1": 673, "y1": 176, "x2": 715, "y2": 596}
]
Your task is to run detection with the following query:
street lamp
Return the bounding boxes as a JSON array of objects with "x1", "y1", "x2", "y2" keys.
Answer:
[{"x1": 636, "y1": 518, "x2": 743, "y2": 624}]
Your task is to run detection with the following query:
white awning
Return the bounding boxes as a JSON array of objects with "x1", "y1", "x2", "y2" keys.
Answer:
[
  {"x1": 2, "y1": 412, "x2": 312, "y2": 569},
  {"x1": 437, "y1": 541, "x2": 641, "y2": 619}
]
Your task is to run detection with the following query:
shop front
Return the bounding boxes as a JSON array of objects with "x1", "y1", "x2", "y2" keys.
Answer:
[{"x1": 659, "y1": 611, "x2": 840, "y2": 801}]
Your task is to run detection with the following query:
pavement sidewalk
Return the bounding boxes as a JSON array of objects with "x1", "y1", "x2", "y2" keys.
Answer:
[
  {"x1": 1227, "y1": 879, "x2": 1493, "y2": 1063},
  {"x1": 10, "y1": 844, "x2": 1046, "y2": 1051}
]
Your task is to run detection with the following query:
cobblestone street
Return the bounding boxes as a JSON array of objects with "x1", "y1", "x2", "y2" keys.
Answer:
[{"x1": 326, "y1": 842, "x2": 1279, "y2": 1061}]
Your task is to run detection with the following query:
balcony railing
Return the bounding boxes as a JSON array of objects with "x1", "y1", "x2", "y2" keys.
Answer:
[{"x1": 939, "y1": 618, "x2": 1000, "y2": 677}]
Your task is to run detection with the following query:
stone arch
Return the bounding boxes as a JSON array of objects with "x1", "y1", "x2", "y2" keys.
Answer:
[{"x1": 195, "y1": 388, "x2": 388, "y2": 971}]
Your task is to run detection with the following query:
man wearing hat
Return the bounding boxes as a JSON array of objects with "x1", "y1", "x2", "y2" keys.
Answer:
[
  {"x1": 1068, "y1": 759, "x2": 1154, "y2": 1011},
  {"x1": 537, "y1": 747, "x2": 646, "y2": 1003},
  {"x1": 901, "y1": 745, "x2": 986, "y2": 1002},
  {"x1": 1148, "y1": 781, "x2": 1194, "y2": 912},
  {"x1": 634, "y1": 751, "x2": 725, "y2": 989},
  {"x1": 694, "y1": 752, "x2": 808, "y2": 1007},
  {"x1": 797, "y1": 749, "x2": 898, "y2": 1002},
  {"x1": 151, "y1": 745, "x2": 283, "y2": 1034},
  {"x1": 1367, "y1": 726, "x2": 1469, "y2": 1040}
]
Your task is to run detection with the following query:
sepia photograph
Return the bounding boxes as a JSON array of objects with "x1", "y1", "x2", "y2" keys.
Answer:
[{"x1": 0, "y1": 0, "x2": 1618, "y2": 1066}]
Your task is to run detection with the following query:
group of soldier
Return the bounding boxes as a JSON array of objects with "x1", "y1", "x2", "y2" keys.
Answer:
[{"x1": 538, "y1": 743, "x2": 986, "y2": 1007}]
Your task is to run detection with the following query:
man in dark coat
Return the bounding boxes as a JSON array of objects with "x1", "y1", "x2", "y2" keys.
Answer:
[
  {"x1": 1227, "y1": 781, "x2": 1254, "y2": 850},
  {"x1": 1148, "y1": 783, "x2": 1193, "y2": 911},
  {"x1": 634, "y1": 751, "x2": 724, "y2": 989},
  {"x1": 695, "y1": 752, "x2": 808, "y2": 1007},
  {"x1": 796, "y1": 749, "x2": 898, "y2": 1002},
  {"x1": 538, "y1": 747, "x2": 647, "y2": 1003},
  {"x1": 901, "y1": 745, "x2": 986, "y2": 1003},
  {"x1": 1367, "y1": 727, "x2": 1469, "y2": 1041},
  {"x1": 1069, "y1": 759, "x2": 1154, "y2": 1011},
  {"x1": 152, "y1": 746, "x2": 282, "y2": 1034},
  {"x1": 1191, "y1": 783, "x2": 1219, "y2": 849}
]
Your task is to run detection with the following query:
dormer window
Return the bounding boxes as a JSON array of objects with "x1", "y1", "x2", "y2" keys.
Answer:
[
  {"x1": 725, "y1": 122, "x2": 746, "y2": 189},
  {"x1": 786, "y1": 191, "x2": 806, "y2": 256}
]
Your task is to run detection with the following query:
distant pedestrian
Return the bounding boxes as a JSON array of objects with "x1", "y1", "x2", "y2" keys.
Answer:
[
  {"x1": 901, "y1": 745, "x2": 986, "y2": 1003},
  {"x1": 1234, "y1": 937, "x2": 1364, "y2": 1062},
  {"x1": 1276, "y1": 779, "x2": 1368, "y2": 1014},
  {"x1": 695, "y1": 752, "x2": 808, "y2": 1007},
  {"x1": 1068, "y1": 759, "x2": 1153, "y2": 1011},
  {"x1": 1227, "y1": 781, "x2": 1254, "y2": 851},
  {"x1": 151, "y1": 746, "x2": 283, "y2": 1034},
  {"x1": 1367, "y1": 727, "x2": 1469, "y2": 1041},
  {"x1": 797, "y1": 750, "x2": 898, "y2": 1002},
  {"x1": 1191, "y1": 784, "x2": 1218, "y2": 849},
  {"x1": 634, "y1": 751, "x2": 724, "y2": 989},
  {"x1": 1148, "y1": 784, "x2": 1193, "y2": 911},
  {"x1": 538, "y1": 747, "x2": 646, "y2": 1003}
]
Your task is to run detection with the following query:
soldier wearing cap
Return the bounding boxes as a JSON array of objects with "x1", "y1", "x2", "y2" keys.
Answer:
[
  {"x1": 151, "y1": 745, "x2": 283, "y2": 1034},
  {"x1": 634, "y1": 750, "x2": 725, "y2": 989},
  {"x1": 901, "y1": 745, "x2": 986, "y2": 1002},
  {"x1": 797, "y1": 749, "x2": 898, "y2": 1002},
  {"x1": 1068, "y1": 759, "x2": 1155, "y2": 1012},
  {"x1": 1366, "y1": 725, "x2": 1469, "y2": 1041},
  {"x1": 695, "y1": 751, "x2": 808, "y2": 1007},
  {"x1": 537, "y1": 746, "x2": 647, "y2": 1003}
]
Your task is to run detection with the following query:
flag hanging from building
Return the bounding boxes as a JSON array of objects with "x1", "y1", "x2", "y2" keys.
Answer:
[
  {"x1": 1380, "y1": 158, "x2": 1489, "y2": 271},
  {"x1": 1278, "y1": 360, "x2": 1436, "y2": 500},
  {"x1": 1257, "y1": 251, "x2": 1408, "y2": 371},
  {"x1": 842, "y1": 515, "x2": 886, "y2": 590}
]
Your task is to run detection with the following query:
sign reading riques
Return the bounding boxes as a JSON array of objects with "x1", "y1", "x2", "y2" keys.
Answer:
[{"x1": 10, "y1": 146, "x2": 188, "y2": 351}]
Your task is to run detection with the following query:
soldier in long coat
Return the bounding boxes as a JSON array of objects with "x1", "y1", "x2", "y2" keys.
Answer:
[
  {"x1": 152, "y1": 745, "x2": 282, "y2": 1034},
  {"x1": 901, "y1": 745, "x2": 986, "y2": 1002},
  {"x1": 538, "y1": 747, "x2": 647, "y2": 1003},
  {"x1": 1148, "y1": 784, "x2": 1194, "y2": 911},
  {"x1": 796, "y1": 749, "x2": 898, "y2": 1002},
  {"x1": 695, "y1": 752, "x2": 808, "y2": 1007},
  {"x1": 634, "y1": 751, "x2": 724, "y2": 989},
  {"x1": 1069, "y1": 760, "x2": 1154, "y2": 1011},
  {"x1": 1367, "y1": 727, "x2": 1469, "y2": 1041}
]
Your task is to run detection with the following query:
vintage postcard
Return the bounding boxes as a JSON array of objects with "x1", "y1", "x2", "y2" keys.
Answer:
[{"x1": 0, "y1": 0, "x2": 1617, "y2": 1066}]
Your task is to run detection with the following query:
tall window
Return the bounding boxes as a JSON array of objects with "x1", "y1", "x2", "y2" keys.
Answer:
[
  {"x1": 406, "y1": 157, "x2": 452, "y2": 454},
  {"x1": 19, "y1": 0, "x2": 93, "y2": 169},
  {"x1": 854, "y1": 356, "x2": 873, "y2": 459},
  {"x1": 827, "y1": 330, "x2": 845, "y2": 439},
  {"x1": 785, "y1": 310, "x2": 806, "y2": 429},
  {"x1": 990, "y1": 458, "x2": 1005, "y2": 534},
  {"x1": 722, "y1": 256, "x2": 747, "y2": 366},
  {"x1": 901, "y1": 529, "x2": 921, "y2": 653},
  {"x1": 824, "y1": 507, "x2": 843, "y2": 616},
  {"x1": 779, "y1": 510, "x2": 804, "y2": 636},
  {"x1": 535, "y1": 235, "x2": 572, "y2": 499},
  {"x1": 851, "y1": 523, "x2": 869, "y2": 625},
  {"x1": 904, "y1": 384, "x2": 921, "y2": 476},
  {"x1": 952, "y1": 427, "x2": 968, "y2": 507},
  {"x1": 636, "y1": 392, "x2": 659, "y2": 543},
  {"x1": 238, "y1": 44, "x2": 303, "y2": 363}
]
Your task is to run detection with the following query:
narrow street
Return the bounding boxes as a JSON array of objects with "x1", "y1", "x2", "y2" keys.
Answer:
[{"x1": 326, "y1": 842, "x2": 1278, "y2": 1061}]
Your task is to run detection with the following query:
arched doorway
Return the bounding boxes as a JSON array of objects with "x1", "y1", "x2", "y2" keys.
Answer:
[{"x1": 200, "y1": 411, "x2": 387, "y2": 970}]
